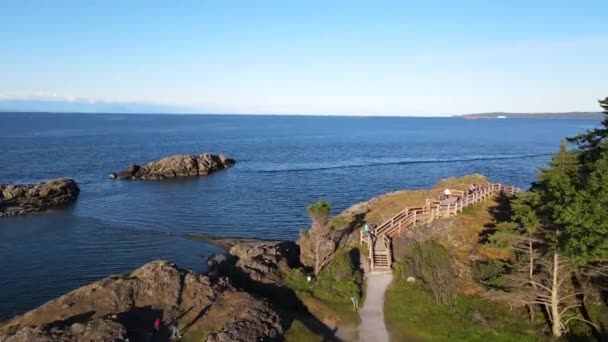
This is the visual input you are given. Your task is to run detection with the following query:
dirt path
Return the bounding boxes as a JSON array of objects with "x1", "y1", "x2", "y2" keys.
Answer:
[{"x1": 358, "y1": 272, "x2": 393, "y2": 342}]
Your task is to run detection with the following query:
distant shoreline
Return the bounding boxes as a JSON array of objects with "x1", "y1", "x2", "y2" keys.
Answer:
[
  {"x1": 458, "y1": 112, "x2": 602, "y2": 120},
  {"x1": 0, "y1": 110, "x2": 602, "y2": 119}
]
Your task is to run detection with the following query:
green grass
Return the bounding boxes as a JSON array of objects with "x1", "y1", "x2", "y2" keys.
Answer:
[
  {"x1": 285, "y1": 270, "x2": 359, "y2": 326},
  {"x1": 460, "y1": 205, "x2": 477, "y2": 216},
  {"x1": 284, "y1": 269, "x2": 360, "y2": 327},
  {"x1": 588, "y1": 301, "x2": 608, "y2": 333},
  {"x1": 283, "y1": 249, "x2": 362, "y2": 328},
  {"x1": 285, "y1": 320, "x2": 323, "y2": 342},
  {"x1": 384, "y1": 279, "x2": 539, "y2": 342},
  {"x1": 566, "y1": 301, "x2": 608, "y2": 339}
]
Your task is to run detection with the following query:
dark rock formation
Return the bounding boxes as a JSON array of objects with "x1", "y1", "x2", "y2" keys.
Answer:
[
  {"x1": 227, "y1": 240, "x2": 301, "y2": 285},
  {"x1": 110, "y1": 153, "x2": 235, "y2": 180},
  {"x1": 205, "y1": 240, "x2": 337, "y2": 340},
  {"x1": 2, "y1": 318, "x2": 128, "y2": 342},
  {"x1": 0, "y1": 261, "x2": 283, "y2": 342},
  {"x1": 0, "y1": 179, "x2": 80, "y2": 218}
]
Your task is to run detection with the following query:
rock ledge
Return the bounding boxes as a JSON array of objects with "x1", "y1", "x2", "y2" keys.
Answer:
[
  {"x1": 0, "y1": 260, "x2": 283, "y2": 342},
  {"x1": 0, "y1": 179, "x2": 80, "y2": 218},
  {"x1": 110, "y1": 153, "x2": 235, "y2": 180}
]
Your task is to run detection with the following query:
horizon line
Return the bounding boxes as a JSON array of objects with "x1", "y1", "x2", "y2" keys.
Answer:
[{"x1": 0, "y1": 109, "x2": 602, "y2": 118}]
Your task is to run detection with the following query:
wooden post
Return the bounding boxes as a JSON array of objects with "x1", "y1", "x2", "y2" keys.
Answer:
[
  {"x1": 369, "y1": 235, "x2": 374, "y2": 272},
  {"x1": 387, "y1": 243, "x2": 392, "y2": 269}
]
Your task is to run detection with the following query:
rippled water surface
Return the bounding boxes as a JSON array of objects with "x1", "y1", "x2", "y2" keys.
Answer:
[{"x1": 0, "y1": 112, "x2": 599, "y2": 318}]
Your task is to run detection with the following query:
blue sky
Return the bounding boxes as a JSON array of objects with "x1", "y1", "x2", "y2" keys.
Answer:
[{"x1": 0, "y1": 0, "x2": 606, "y2": 115}]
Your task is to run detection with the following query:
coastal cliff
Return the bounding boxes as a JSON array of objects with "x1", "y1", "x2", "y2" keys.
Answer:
[
  {"x1": 0, "y1": 260, "x2": 283, "y2": 342},
  {"x1": 0, "y1": 179, "x2": 80, "y2": 218},
  {"x1": 110, "y1": 153, "x2": 235, "y2": 180}
]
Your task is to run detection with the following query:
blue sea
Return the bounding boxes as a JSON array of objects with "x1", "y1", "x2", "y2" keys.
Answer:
[{"x1": 0, "y1": 112, "x2": 599, "y2": 319}]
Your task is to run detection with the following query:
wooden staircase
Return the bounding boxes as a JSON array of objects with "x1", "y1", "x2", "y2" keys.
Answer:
[
  {"x1": 360, "y1": 183, "x2": 521, "y2": 272},
  {"x1": 364, "y1": 234, "x2": 392, "y2": 272}
]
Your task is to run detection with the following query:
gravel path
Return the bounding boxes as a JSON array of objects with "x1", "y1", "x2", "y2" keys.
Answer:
[{"x1": 358, "y1": 272, "x2": 393, "y2": 342}]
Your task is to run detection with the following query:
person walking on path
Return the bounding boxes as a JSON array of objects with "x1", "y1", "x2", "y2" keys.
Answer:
[
  {"x1": 468, "y1": 184, "x2": 476, "y2": 194},
  {"x1": 169, "y1": 318, "x2": 181, "y2": 340},
  {"x1": 443, "y1": 188, "x2": 451, "y2": 199}
]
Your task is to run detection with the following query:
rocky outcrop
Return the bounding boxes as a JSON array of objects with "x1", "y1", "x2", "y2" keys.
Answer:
[
  {"x1": 227, "y1": 240, "x2": 300, "y2": 285},
  {"x1": 0, "y1": 179, "x2": 80, "y2": 218},
  {"x1": 0, "y1": 261, "x2": 283, "y2": 341},
  {"x1": 110, "y1": 153, "x2": 235, "y2": 180},
  {"x1": 2, "y1": 318, "x2": 128, "y2": 342}
]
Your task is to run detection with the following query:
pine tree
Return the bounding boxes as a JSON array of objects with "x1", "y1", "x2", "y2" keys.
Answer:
[
  {"x1": 533, "y1": 140, "x2": 580, "y2": 244},
  {"x1": 298, "y1": 198, "x2": 336, "y2": 275},
  {"x1": 553, "y1": 145, "x2": 608, "y2": 264},
  {"x1": 567, "y1": 97, "x2": 608, "y2": 163}
]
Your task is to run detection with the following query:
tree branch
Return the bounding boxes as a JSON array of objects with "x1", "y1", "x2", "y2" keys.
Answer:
[
  {"x1": 560, "y1": 304, "x2": 582, "y2": 316},
  {"x1": 563, "y1": 315, "x2": 599, "y2": 330}
]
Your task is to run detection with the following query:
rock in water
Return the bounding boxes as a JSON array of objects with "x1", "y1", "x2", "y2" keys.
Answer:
[
  {"x1": 0, "y1": 179, "x2": 80, "y2": 218},
  {"x1": 0, "y1": 261, "x2": 284, "y2": 342},
  {"x1": 112, "y1": 153, "x2": 235, "y2": 180}
]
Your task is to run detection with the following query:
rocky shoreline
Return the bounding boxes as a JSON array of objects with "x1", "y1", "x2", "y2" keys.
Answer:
[
  {"x1": 0, "y1": 238, "x2": 316, "y2": 342},
  {"x1": 0, "y1": 174, "x2": 494, "y2": 341},
  {"x1": 110, "y1": 153, "x2": 235, "y2": 180},
  {"x1": 0, "y1": 179, "x2": 80, "y2": 218},
  {"x1": 0, "y1": 251, "x2": 286, "y2": 341}
]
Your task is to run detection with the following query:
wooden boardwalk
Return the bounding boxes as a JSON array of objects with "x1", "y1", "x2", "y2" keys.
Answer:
[{"x1": 360, "y1": 182, "x2": 521, "y2": 272}]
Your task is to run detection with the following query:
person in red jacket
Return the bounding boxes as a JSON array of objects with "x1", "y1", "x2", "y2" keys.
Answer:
[{"x1": 153, "y1": 317, "x2": 161, "y2": 332}]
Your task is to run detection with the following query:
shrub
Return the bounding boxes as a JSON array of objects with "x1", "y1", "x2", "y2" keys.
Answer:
[
  {"x1": 313, "y1": 248, "x2": 363, "y2": 302},
  {"x1": 473, "y1": 260, "x2": 510, "y2": 289},
  {"x1": 403, "y1": 241, "x2": 457, "y2": 306}
]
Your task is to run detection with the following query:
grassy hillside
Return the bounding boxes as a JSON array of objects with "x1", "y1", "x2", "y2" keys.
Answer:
[
  {"x1": 384, "y1": 279, "x2": 538, "y2": 341},
  {"x1": 385, "y1": 198, "x2": 540, "y2": 341}
]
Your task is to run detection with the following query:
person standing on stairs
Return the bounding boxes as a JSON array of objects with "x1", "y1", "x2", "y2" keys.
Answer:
[{"x1": 370, "y1": 225, "x2": 378, "y2": 246}]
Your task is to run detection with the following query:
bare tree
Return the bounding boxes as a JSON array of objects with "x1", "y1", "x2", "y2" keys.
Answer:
[
  {"x1": 512, "y1": 235, "x2": 545, "y2": 323},
  {"x1": 506, "y1": 251, "x2": 595, "y2": 338}
]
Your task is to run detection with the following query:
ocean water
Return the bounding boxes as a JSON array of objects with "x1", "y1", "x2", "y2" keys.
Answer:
[{"x1": 0, "y1": 112, "x2": 599, "y2": 318}]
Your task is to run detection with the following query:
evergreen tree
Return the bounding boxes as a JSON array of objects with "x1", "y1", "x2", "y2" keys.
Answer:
[
  {"x1": 553, "y1": 145, "x2": 608, "y2": 264},
  {"x1": 532, "y1": 140, "x2": 580, "y2": 247},
  {"x1": 567, "y1": 97, "x2": 608, "y2": 163},
  {"x1": 483, "y1": 99, "x2": 608, "y2": 336}
]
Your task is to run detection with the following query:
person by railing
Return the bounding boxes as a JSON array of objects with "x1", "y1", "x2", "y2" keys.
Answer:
[{"x1": 441, "y1": 188, "x2": 451, "y2": 201}]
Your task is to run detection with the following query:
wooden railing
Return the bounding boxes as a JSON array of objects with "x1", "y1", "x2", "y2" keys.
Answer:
[{"x1": 361, "y1": 182, "x2": 522, "y2": 271}]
